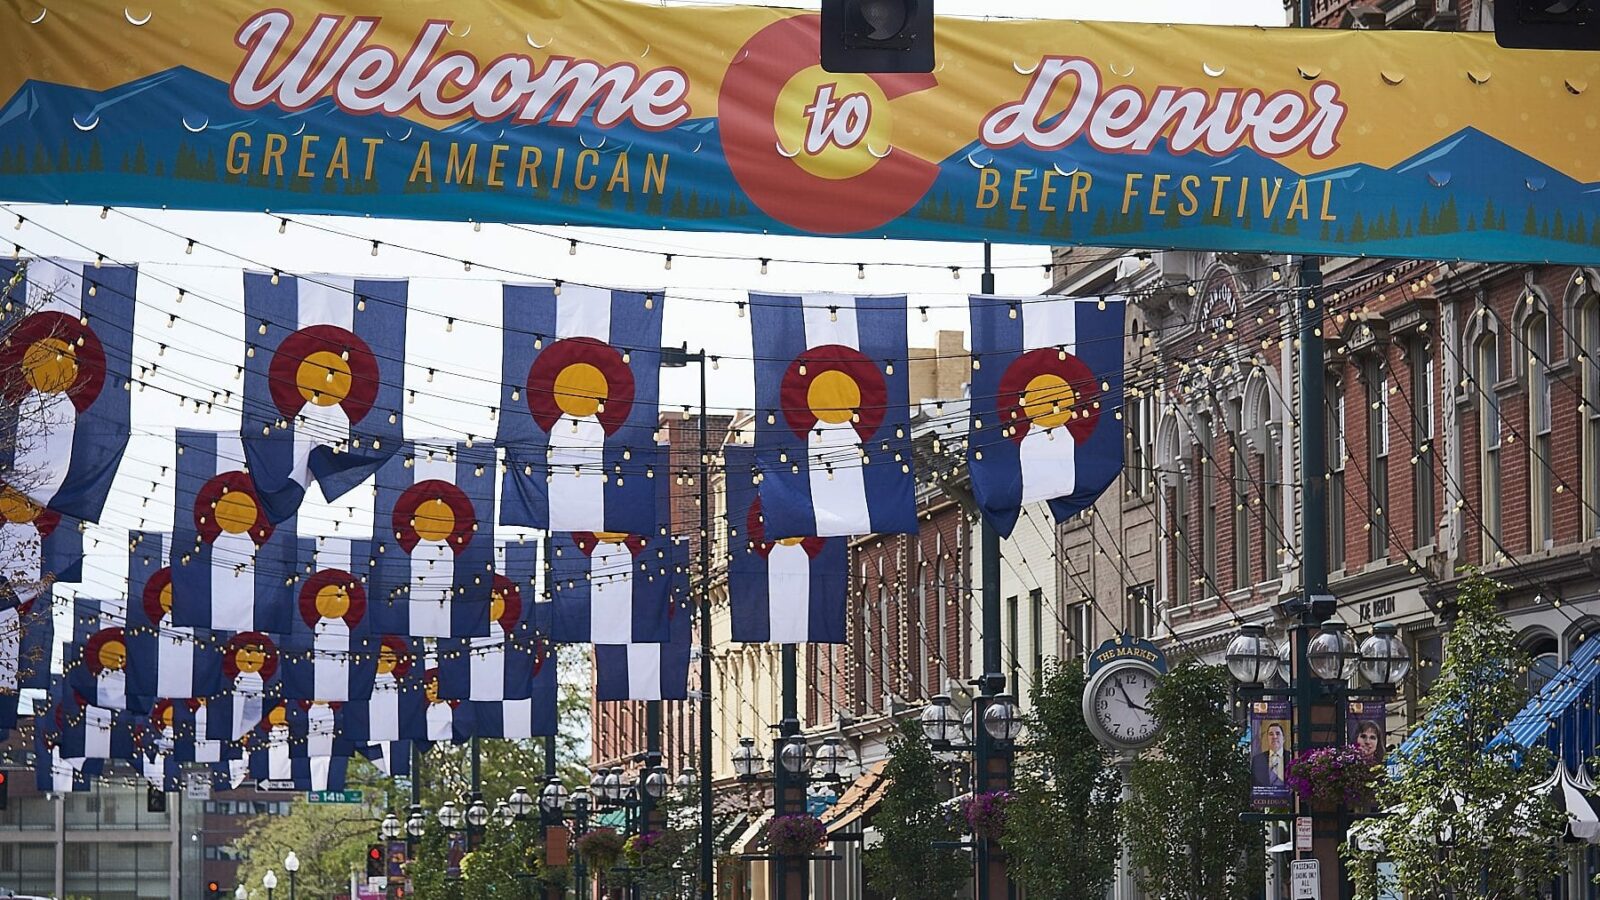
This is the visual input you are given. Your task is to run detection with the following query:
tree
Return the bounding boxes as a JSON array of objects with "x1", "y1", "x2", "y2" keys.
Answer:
[
  {"x1": 863, "y1": 719, "x2": 967, "y2": 899},
  {"x1": 1344, "y1": 574, "x2": 1562, "y2": 899},
  {"x1": 1122, "y1": 663, "x2": 1261, "y2": 900},
  {"x1": 999, "y1": 660, "x2": 1121, "y2": 899},
  {"x1": 231, "y1": 759, "x2": 394, "y2": 897}
]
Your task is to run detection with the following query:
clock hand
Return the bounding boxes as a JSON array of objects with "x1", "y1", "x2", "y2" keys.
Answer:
[{"x1": 1115, "y1": 682, "x2": 1147, "y2": 712}]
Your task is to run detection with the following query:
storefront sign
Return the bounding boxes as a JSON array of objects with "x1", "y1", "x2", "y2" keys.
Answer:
[{"x1": 3, "y1": 3, "x2": 1600, "y2": 263}]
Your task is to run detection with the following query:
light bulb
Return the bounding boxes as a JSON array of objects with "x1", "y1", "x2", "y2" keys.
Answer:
[
  {"x1": 857, "y1": 263, "x2": 865, "y2": 279},
  {"x1": 371, "y1": 240, "x2": 380, "y2": 257},
  {"x1": 569, "y1": 239, "x2": 578, "y2": 256},
  {"x1": 664, "y1": 254, "x2": 673, "y2": 270}
]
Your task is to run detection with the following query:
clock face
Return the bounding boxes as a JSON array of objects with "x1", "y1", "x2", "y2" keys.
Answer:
[{"x1": 1089, "y1": 664, "x2": 1161, "y2": 748}]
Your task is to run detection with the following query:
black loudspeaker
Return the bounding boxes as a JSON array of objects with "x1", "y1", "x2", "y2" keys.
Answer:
[{"x1": 821, "y1": 0, "x2": 935, "y2": 73}]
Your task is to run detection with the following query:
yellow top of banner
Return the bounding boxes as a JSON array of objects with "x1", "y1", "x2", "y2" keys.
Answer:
[{"x1": 4, "y1": 0, "x2": 1600, "y2": 180}]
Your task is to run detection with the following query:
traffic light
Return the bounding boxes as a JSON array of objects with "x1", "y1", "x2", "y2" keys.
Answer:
[
  {"x1": 146, "y1": 786, "x2": 167, "y2": 813},
  {"x1": 0, "y1": 771, "x2": 9, "y2": 810},
  {"x1": 367, "y1": 843, "x2": 385, "y2": 878},
  {"x1": 1495, "y1": 0, "x2": 1600, "y2": 49},
  {"x1": 206, "y1": 881, "x2": 221, "y2": 898},
  {"x1": 821, "y1": 0, "x2": 934, "y2": 73}
]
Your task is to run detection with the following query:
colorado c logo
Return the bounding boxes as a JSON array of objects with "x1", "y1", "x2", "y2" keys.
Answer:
[
  {"x1": 141, "y1": 566, "x2": 174, "y2": 625},
  {"x1": 299, "y1": 567, "x2": 367, "y2": 628},
  {"x1": 391, "y1": 480, "x2": 477, "y2": 554},
  {"x1": 996, "y1": 348, "x2": 1102, "y2": 443},
  {"x1": 719, "y1": 15, "x2": 940, "y2": 234},
  {"x1": 194, "y1": 471, "x2": 275, "y2": 544},
  {"x1": 778, "y1": 344, "x2": 887, "y2": 440},
  {"x1": 266, "y1": 324, "x2": 380, "y2": 422},
  {"x1": 525, "y1": 337, "x2": 635, "y2": 434},
  {"x1": 0, "y1": 310, "x2": 108, "y2": 412}
]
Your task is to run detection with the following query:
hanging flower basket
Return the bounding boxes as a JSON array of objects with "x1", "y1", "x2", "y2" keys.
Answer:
[
  {"x1": 961, "y1": 790, "x2": 1014, "y2": 841},
  {"x1": 576, "y1": 827, "x2": 626, "y2": 872},
  {"x1": 765, "y1": 814, "x2": 828, "y2": 856},
  {"x1": 1287, "y1": 744, "x2": 1379, "y2": 809}
]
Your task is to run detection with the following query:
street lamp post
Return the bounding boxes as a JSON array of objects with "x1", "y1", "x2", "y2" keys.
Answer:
[
  {"x1": 262, "y1": 869, "x2": 277, "y2": 900},
  {"x1": 283, "y1": 851, "x2": 299, "y2": 900},
  {"x1": 1226, "y1": 621, "x2": 1410, "y2": 896},
  {"x1": 234, "y1": 885, "x2": 247, "y2": 900},
  {"x1": 567, "y1": 785, "x2": 592, "y2": 899}
]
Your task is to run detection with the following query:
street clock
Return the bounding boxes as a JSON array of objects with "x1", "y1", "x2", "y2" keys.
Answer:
[{"x1": 1082, "y1": 635, "x2": 1168, "y2": 751}]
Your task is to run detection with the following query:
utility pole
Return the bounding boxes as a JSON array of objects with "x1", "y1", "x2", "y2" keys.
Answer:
[
  {"x1": 975, "y1": 242, "x2": 1013, "y2": 900},
  {"x1": 697, "y1": 350, "x2": 714, "y2": 900},
  {"x1": 773, "y1": 643, "x2": 806, "y2": 900}
]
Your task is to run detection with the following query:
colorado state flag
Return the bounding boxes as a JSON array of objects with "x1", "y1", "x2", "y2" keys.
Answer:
[
  {"x1": 724, "y1": 445, "x2": 846, "y2": 644},
  {"x1": 241, "y1": 272, "x2": 407, "y2": 521},
  {"x1": 0, "y1": 257, "x2": 136, "y2": 522},
  {"x1": 169, "y1": 429, "x2": 298, "y2": 634},
  {"x1": 593, "y1": 563, "x2": 691, "y2": 702},
  {"x1": 368, "y1": 443, "x2": 496, "y2": 638},
  {"x1": 127, "y1": 531, "x2": 223, "y2": 707},
  {"x1": 749, "y1": 293, "x2": 915, "y2": 538},
  {"x1": 498, "y1": 283, "x2": 664, "y2": 535},
  {"x1": 968, "y1": 294, "x2": 1126, "y2": 537},
  {"x1": 548, "y1": 530, "x2": 675, "y2": 645},
  {"x1": 438, "y1": 540, "x2": 542, "y2": 701},
  {"x1": 282, "y1": 537, "x2": 380, "y2": 702}
]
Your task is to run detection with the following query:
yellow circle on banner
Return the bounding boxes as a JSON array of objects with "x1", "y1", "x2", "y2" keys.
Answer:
[
  {"x1": 1022, "y1": 373, "x2": 1077, "y2": 430},
  {"x1": 315, "y1": 583, "x2": 351, "y2": 619},
  {"x1": 413, "y1": 498, "x2": 456, "y2": 543},
  {"x1": 235, "y1": 643, "x2": 268, "y2": 674},
  {"x1": 490, "y1": 589, "x2": 507, "y2": 625},
  {"x1": 554, "y1": 362, "x2": 607, "y2": 418},
  {"x1": 0, "y1": 487, "x2": 41, "y2": 524},
  {"x1": 267, "y1": 704, "x2": 288, "y2": 727},
  {"x1": 774, "y1": 67, "x2": 890, "y2": 180},
  {"x1": 808, "y1": 370, "x2": 861, "y2": 425},
  {"x1": 296, "y1": 350, "x2": 352, "y2": 407},
  {"x1": 377, "y1": 644, "x2": 399, "y2": 675},
  {"x1": 214, "y1": 489, "x2": 259, "y2": 534},
  {"x1": 22, "y1": 337, "x2": 78, "y2": 394},
  {"x1": 97, "y1": 639, "x2": 127, "y2": 671},
  {"x1": 158, "y1": 582, "x2": 173, "y2": 615}
]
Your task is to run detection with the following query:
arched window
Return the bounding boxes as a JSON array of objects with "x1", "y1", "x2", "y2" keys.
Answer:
[
  {"x1": 1254, "y1": 386, "x2": 1284, "y2": 581},
  {"x1": 1524, "y1": 310, "x2": 1553, "y2": 550},
  {"x1": 1328, "y1": 373, "x2": 1347, "y2": 571},
  {"x1": 1197, "y1": 412, "x2": 1218, "y2": 594},
  {"x1": 1365, "y1": 354, "x2": 1390, "y2": 562},
  {"x1": 1522, "y1": 634, "x2": 1560, "y2": 696},
  {"x1": 1580, "y1": 295, "x2": 1600, "y2": 541},
  {"x1": 1410, "y1": 337, "x2": 1437, "y2": 549},
  {"x1": 1475, "y1": 329, "x2": 1502, "y2": 562},
  {"x1": 1231, "y1": 397, "x2": 1251, "y2": 590}
]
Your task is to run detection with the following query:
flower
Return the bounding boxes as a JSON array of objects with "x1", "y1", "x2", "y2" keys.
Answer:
[
  {"x1": 765, "y1": 814, "x2": 827, "y2": 856},
  {"x1": 1287, "y1": 744, "x2": 1380, "y2": 809},
  {"x1": 960, "y1": 790, "x2": 1014, "y2": 841},
  {"x1": 576, "y1": 827, "x2": 626, "y2": 872}
]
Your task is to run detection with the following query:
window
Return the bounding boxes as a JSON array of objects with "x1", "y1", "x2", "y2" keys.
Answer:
[
  {"x1": 1006, "y1": 593, "x2": 1020, "y2": 694},
  {"x1": 1125, "y1": 583, "x2": 1156, "y2": 639},
  {"x1": 1328, "y1": 374, "x2": 1347, "y2": 571},
  {"x1": 876, "y1": 560, "x2": 888, "y2": 707},
  {"x1": 1412, "y1": 340, "x2": 1436, "y2": 549},
  {"x1": 1255, "y1": 390, "x2": 1283, "y2": 581},
  {"x1": 1366, "y1": 357, "x2": 1390, "y2": 562},
  {"x1": 1127, "y1": 392, "x2": 1155, "y2": 497},
  {"x1": 1525, "y1": 312, "x2": 1554, "y2": 550},
  {"x1": 1029, "y1": 589, "x2": 1044, "y2": 687},
  {"x1": 1198, "y1": 414, "x2": 1218, "y2": 593},
  {"x1": 1476, "y1": 331, "x2": 1502, "y2": 562},
  {"x1": 1231, "y1": 398, "x2": 1252, "y2": 590},
  {"x1": 1068, "y1": 601, "x2": 1093, "y2": 660},
  {"x1": 935, "y1": 541, "x2": 949, "y2": 687},
  {"x1": 1583, "y1": 297, "x2": 1600, "y2": 540},
  {"x1": 1521, "y1": 635, "x2": 1560, "y2": 695},
  {"x1": 1174, "y1": 470, "x2": 1192, "y2": 606}
]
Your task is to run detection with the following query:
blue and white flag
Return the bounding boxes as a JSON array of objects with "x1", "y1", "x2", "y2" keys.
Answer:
[
  {"x1": 127, "y1": 532, "x2": 223, "y2": 706},
  {"x1": 342, "y1": 635, "x2": 419, "y2": 744},
  {"x1": 438, "y1": 540, "x2": 542, "y2": 701},
  {"x1": 56, "y1": 690, "x2": 136, "y2": 760},
  {"x1": 399, "y1": 664, "x2": 472, "y2": 744},
  {"x1": 15, "y1": 588, "x2": 53, "y2": 690},
  {"x1": 206, "y1": 631, "x2": 282, "y2": 741},
  {"x1": 169, "y1": 430, "x2": 298, "y2": 633},
  {"x1": 282, "y1": 537, "x2": 380, "y2": 702},
  {"x1": 549, "y1": 531, "x2": 676, "y2": 644},
  {"x1": 144, "y1": 698, "x2": 228, "y2": 764},
  {"x1": 724, "y1": 446, "x2": 846, "y2": 644},
  {"x1": 749, "y1": 293, "x2": 916, "y2": 537},
  {"x1": 241, "y1": 272, "x2": 407, "y2": 521},
  {"x1": 499, "y1": 283, "x2": 664, "y2": 535},
  {"x1": 35, "y1": 686, "x2": 102, "y2": 791},
  {"x1": 0, "y1": 257, "x2": 136, "y2": 522},
  {"x1": 968, "y1": 294, "x2": 1126, "y2": 537},
  {"x1": 369, "y1": 443, "x2": 496, "y2": 638},
  {"x1": 594, "y1": 579, "x2": 691, "y2": 702},
  {"x1": 359, "y1": 739, "x2": 412, "y2": 777},
  {"x1": 66, "y1": 598, "x2": 134, "y2": 711},
  {"x1": 0, "y1": 504, "x2": 84, "y2": 617}
]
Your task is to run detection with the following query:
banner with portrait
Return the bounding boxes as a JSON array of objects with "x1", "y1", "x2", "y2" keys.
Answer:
[{"x1": 1249, "y1": 700, "x2": 1293, "y2": 809}]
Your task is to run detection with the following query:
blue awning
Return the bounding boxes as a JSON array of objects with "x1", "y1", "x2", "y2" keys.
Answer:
[{"x1": 1494, "y1": 636, "x2": 1600, "y2": 770}]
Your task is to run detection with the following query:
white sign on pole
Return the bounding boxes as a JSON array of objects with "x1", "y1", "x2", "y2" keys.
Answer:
[
  {"x1": 1291, "y1": 859, "x2": 1321, "y2": 900},
  {"x1": 184, "y1": 772, "x2": 211, "y2": 800},
  {"x1": 1295, "y1": 816, "x2": 1313, "y2": 851}
]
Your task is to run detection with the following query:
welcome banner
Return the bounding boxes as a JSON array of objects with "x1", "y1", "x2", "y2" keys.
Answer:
[{"x1": 2, "y1": 2, "x2": 1599, "y2": 263}]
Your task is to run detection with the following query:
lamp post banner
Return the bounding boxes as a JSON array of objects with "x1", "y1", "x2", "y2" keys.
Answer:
[
  {"x1": 1248, "y1": 700, "x2": 1293, "y2": 809},
  {"x1": 2, "y1": 2, "x2": 1599, "y2": 263}
]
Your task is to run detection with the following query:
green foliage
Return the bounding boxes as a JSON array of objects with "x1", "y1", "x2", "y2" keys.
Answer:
[
  {"x1": 1122, "y1": 663, "x2": 1261, "y2": 900},
  {"x1": 863, "y1": 719, "x2": 967, "y2": 900},
  {"x1": 231, "y1": 760, "x2": 393, "y2": 898},
  {"x1": 1000, "y1": 660, "x2": 1121, "y2": 899},
  {"x1": 1344, "y1": 574, "x2": 1563, "y2": 899}
]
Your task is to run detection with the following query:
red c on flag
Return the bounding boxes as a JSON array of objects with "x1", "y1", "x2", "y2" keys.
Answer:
[
  {"x1": 525, "y1": 337, "x2": 635, "y2": 435},
  {"x1": 0, "y1": 310, "x2": 107, "y2": 412},
  {"x1": 996, "y1": 348, "x2": 1102, "y2": 443},
  {"x1": 778, "y1": 344, "x2": 888, "y2": 441},
  {"x1": 391, "y1": 479, "x2": 477, "y2": 554},
  {"x1": 266, "y1": 324, "x2": 380, "y2": 423}
]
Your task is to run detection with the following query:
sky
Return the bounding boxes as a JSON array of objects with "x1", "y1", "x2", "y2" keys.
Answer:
[{"x1": 8, "y1": 0, "x2": 1285, "y2": 665}]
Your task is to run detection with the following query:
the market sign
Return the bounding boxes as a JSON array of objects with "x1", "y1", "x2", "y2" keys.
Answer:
[{"x1": 2, "y1": 1, "x2": 1599, "y2": 263}]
